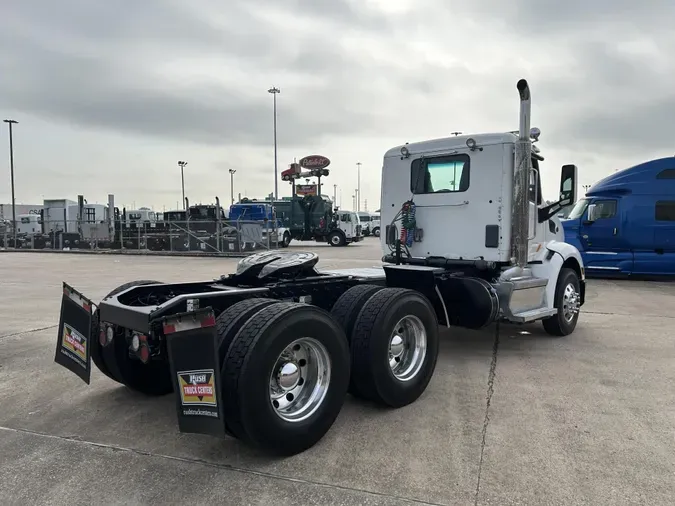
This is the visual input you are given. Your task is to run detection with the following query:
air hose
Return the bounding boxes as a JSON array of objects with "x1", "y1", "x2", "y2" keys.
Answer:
[{"x1": 399, "y1": 201, "x2": 416, "y2": 247}]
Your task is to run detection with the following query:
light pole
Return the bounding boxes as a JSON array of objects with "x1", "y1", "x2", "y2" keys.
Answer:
[
  {"x1": 268, "y1": 86, "x2": 280, "y2": 200},
  {"x1": 356, "y1": 162, "x2": 362, "y2": 212},
  {"x1": 229, "y1": 168, "x2": 236, "y2": 205},
  {"x1": 4, "y1": 119, "x2": 18, "y2": 247},
  {"x1": 333, "y1": 184, "x2": 337, "y2": 207},
  {"x1": 178, "y1": 161, "x2": 187, "y2": 209}
]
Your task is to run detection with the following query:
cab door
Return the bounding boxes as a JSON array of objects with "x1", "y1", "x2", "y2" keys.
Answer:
[{"x1": 579, "y1": 198, "x2": 633, "y2": 273}]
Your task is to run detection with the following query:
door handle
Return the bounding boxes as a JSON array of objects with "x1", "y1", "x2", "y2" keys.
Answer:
[{"x1": 613, "y1": 227, "x2": 617, "y2": 236}]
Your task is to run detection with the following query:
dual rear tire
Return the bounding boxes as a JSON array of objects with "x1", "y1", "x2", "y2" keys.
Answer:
[
  {"x1": 214, "y1": 286, "x2": 439, "y2": 455},
  {"x1": 330, "y1": 285, "x2": 440, "y2": 407}
]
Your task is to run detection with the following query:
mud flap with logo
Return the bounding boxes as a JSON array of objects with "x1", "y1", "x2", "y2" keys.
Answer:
[
  {"x1": 54, "y1": 283, "x2": 93, "y2": 384},
  {"x1": 162, "y1": 308, "x2": 225, "y2": 438}
]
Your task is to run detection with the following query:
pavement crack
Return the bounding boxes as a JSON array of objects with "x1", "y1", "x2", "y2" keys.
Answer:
[
  {"x1": 474, "y1": 322, "x2": 500, "y2": 505},
  {"x1": 0, "y1": 425, "x2": 446, "y2": 506},
  {"x1": 0, "y1": 324, "x2": 58, "y2": 341},
  {"x1": 584, "y1": 310, "x2": 675, "y2": 319}
]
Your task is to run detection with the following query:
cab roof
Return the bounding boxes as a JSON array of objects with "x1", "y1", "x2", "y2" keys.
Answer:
[
  {"x1": 384, "y1": 132, "x2": 519, "y2": 158},
  {"x1": 589, "y1": 157, "x2": 675, "y2": 195}
]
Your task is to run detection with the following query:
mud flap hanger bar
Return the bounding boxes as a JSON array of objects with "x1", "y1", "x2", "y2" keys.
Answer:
[{"x1": 161, "y1": 307, "x2": 226, "y2": 438}]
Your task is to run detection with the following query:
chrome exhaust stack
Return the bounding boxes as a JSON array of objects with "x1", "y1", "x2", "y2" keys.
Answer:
[{"x1": 510, "y1": 79, "x2": 532, "y2": 271}]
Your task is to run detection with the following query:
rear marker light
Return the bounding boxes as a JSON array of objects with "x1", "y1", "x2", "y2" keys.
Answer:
[
  {"x1": 131, "y1": 333, "x2": 140, "y2": 352},
  {"x1": 99, "y1": 324, "x2": 114, "y2": 347}
]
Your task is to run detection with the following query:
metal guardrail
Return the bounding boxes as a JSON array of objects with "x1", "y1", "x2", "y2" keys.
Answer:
[{"x1": 0, "y1": 219, "x2": 282, "y2": 256}]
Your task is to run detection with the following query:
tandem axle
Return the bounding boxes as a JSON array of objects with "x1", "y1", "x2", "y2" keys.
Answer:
[{"x1": 55, "y1": 249, "x2": 583, "y2": 456}]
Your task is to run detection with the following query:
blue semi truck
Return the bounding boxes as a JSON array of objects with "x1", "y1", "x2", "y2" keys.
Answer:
[{"x1": 562, "y1": 157, "x2": 675, "y2": 277}]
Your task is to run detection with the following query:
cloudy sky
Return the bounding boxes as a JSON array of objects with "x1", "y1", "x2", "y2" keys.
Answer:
[{"x1": 1, "y1": 0, "x2": 673, "y2": 212}]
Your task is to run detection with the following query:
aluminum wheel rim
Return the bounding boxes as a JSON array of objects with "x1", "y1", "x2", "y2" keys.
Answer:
[
  {"x1": 562, "y1": 282, "x2": 580, "y2": 322},
  {"x1": 269, "y1": 337, "x2": 331, "y2": 423},
  {"x1": 388, "y1": 315, "x2": 427, "y2": 382},
  {"x1": 331, "y1": 235, "x2": 340, "y2": 245}
]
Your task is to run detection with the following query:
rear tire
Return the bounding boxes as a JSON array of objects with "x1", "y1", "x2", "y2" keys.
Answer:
[
  {"x1": 215, "y1": 298, "x2": 279, "y2": 365},
  {"x1": 95, "y1": 280, "x2": 173, "y2": 396},
  {"x1": 350, "y1": 288, "x2": 439, "y2": 408},
  {"x1": 542, "y1": 268, "x2": 581, "y2": 336},
  {"x1": 330, "y1": 284, "x2": 385, "y2": 396},
  {"x1": 280, "y1": 231, "x2": 291, "y2": 248},
  {"x1": 221, "y1": 303, "x2": 350, "y2": 455},
  {"x1": 91, "y1": 280, "x2": 159, "y2": 382}
]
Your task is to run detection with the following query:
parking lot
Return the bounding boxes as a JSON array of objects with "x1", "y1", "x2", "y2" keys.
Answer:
[{"x1": 1, "y1": 239, "x2": 674, "y2": 505}]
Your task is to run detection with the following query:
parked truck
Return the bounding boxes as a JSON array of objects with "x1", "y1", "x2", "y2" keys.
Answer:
[
  {"x1": 562, "y1": 157, "x2": 675, "y2": 276},
  {"x1": 236, "y1": 196, "x2": 362, "y2": 247},
  {"x1": 54, "y1": 79, "x2": 585, "y2": 457}
]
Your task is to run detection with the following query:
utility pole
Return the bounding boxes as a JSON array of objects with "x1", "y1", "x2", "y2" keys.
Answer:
[
  {"x1": 178, "y1": 160, "x2": 187, "y2": 209},
  {"x1": 229, "y1": 168, "x2": 236, "y2": 205},
  {"x1": 268, "y1": 86, "x2": 280, "y2": 200},
  {"x1": 356, "y1": 162, "x2": 362, "y2": 212},
  {"x1": 4, "y1": 119, "x2": 18, "y2": 247},
  {"x1": 333, "y1": 184, "x2": 337, "y2": 207}
]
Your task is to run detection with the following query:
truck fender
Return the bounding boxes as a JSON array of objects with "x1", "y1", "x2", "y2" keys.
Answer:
[{"x1": 531, "y1": 241, "x2": 586, "y2": 308}]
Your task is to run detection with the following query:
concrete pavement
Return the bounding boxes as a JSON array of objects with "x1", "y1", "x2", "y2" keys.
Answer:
[{"x1": 1, "y1": 240, "x2": 673, "y2": 505}]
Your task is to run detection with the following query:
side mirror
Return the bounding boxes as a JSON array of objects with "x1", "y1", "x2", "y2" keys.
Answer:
[
  {"x1": 586, "y1": 203, "x2": 597, "y2": 223},
  {"x1": 559, "y1": 164, "x2": 577, "y2": 207}
]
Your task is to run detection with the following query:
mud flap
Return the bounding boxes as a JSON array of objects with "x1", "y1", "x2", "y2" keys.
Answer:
[
  {"x1": 162, "y1": 308, "x2": 225, "y2": 438},
  {"x1": 54, "y1": 283, "x2": 94, "y2": 384}
]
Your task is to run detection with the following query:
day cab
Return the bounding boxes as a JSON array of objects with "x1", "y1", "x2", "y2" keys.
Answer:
[
  {"x1": 562, "y1": 157, "x2": 675, "y2": 277},
  {"x1": 380, "y1": 79, "x2": 585, "y2": 335}
]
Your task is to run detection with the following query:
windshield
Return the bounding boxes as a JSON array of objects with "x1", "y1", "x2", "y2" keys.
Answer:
[
  {"x1": 352, "y1": 213, "x2": 360, "y2": 224},
  {"x1": 567, "y1": 198, "x2": 589, "y2": 220}
]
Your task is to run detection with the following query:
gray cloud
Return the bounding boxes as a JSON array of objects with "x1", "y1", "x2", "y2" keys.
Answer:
[{"x1": 2, "y1": 0, "x2": 674, "y2": 207}]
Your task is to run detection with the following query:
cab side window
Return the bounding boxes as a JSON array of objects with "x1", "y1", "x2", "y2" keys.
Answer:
[{"x1": 591, "y1": 200, "x2": 617, "y2": 219}]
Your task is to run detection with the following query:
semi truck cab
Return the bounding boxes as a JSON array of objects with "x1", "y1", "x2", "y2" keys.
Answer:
[{"x1": 562, "y1": 158, "x2": 675, "y2": 276}]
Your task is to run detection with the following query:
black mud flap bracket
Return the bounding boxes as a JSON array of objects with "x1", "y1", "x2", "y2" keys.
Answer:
[
  {"x1": 162, "y1": 308, "x2": 226, "y2": 438},
  {"x1": 383, "y1": 264, "x2": 450, "y2": 327},
  {"x1": 54, "y1": 283, "x2": 94, "y2": 384}
]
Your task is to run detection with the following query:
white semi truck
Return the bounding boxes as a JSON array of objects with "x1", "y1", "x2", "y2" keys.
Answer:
[{"x1": 54, "y1": 79, "x2": 584, "y2": 457}]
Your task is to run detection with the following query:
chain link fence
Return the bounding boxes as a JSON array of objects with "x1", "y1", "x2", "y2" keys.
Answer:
[{"x1": 0, "y1": 218, "x2": 284, "y2": 256}]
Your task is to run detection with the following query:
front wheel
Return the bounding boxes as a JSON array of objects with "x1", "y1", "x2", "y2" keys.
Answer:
[
  {"x1": 328, "y1": 231, "x2": 346, "y2": 247},
  {"x1": 372, "y1": 227, "x2": 380, "y2": 237},
  {"x1": 542, "y1": 267, "x2": 581, "y2": 336},
  {"x1": 280, "y1": 231, "x2": 291, "y2": 248}
]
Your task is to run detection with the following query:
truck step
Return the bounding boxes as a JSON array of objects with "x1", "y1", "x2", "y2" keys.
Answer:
[{"x1": 508, "y1": 307, "x2": 557, "y2": 323}]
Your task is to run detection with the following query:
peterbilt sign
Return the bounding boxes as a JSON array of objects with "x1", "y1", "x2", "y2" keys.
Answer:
[{"x1": 299, "y1": 155, "x2": 330, "y2": 170}]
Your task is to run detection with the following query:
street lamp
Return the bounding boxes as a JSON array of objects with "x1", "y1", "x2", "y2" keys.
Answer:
[
  {"x1": 4, "y1": 119, "x2": 18, "y2": 247},
  {"x1": 229, "y1": 168, "x2": 236, "y2": 205},
  {"x1": 356, "y1": 162, "x2": 362, "y2": 212},
  {"x1": 268, "y1": 86, "x2": 280, "y2": 200},
  {"x1": 178, "y1": 161, "x2": 187, "y2": 209}
]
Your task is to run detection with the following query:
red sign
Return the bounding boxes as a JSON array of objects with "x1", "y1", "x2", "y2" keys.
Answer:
[
  {"x1": 296, "y1": 184, "x2": 318, "y2": 196},
  {"x1": 299, "y1": 155, "x2": 330, "y2": 170}
]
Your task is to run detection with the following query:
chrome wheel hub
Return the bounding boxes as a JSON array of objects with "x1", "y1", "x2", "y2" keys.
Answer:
[
  {"x1": 562, "y1": 283, "x2": 580, "y2": 322},
  {"x1": 269, "y1": 337, "x2": 331, "y2": 423},
  {"x1": 388, "y1": 315, "x2": 427, "y2": 382}
]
